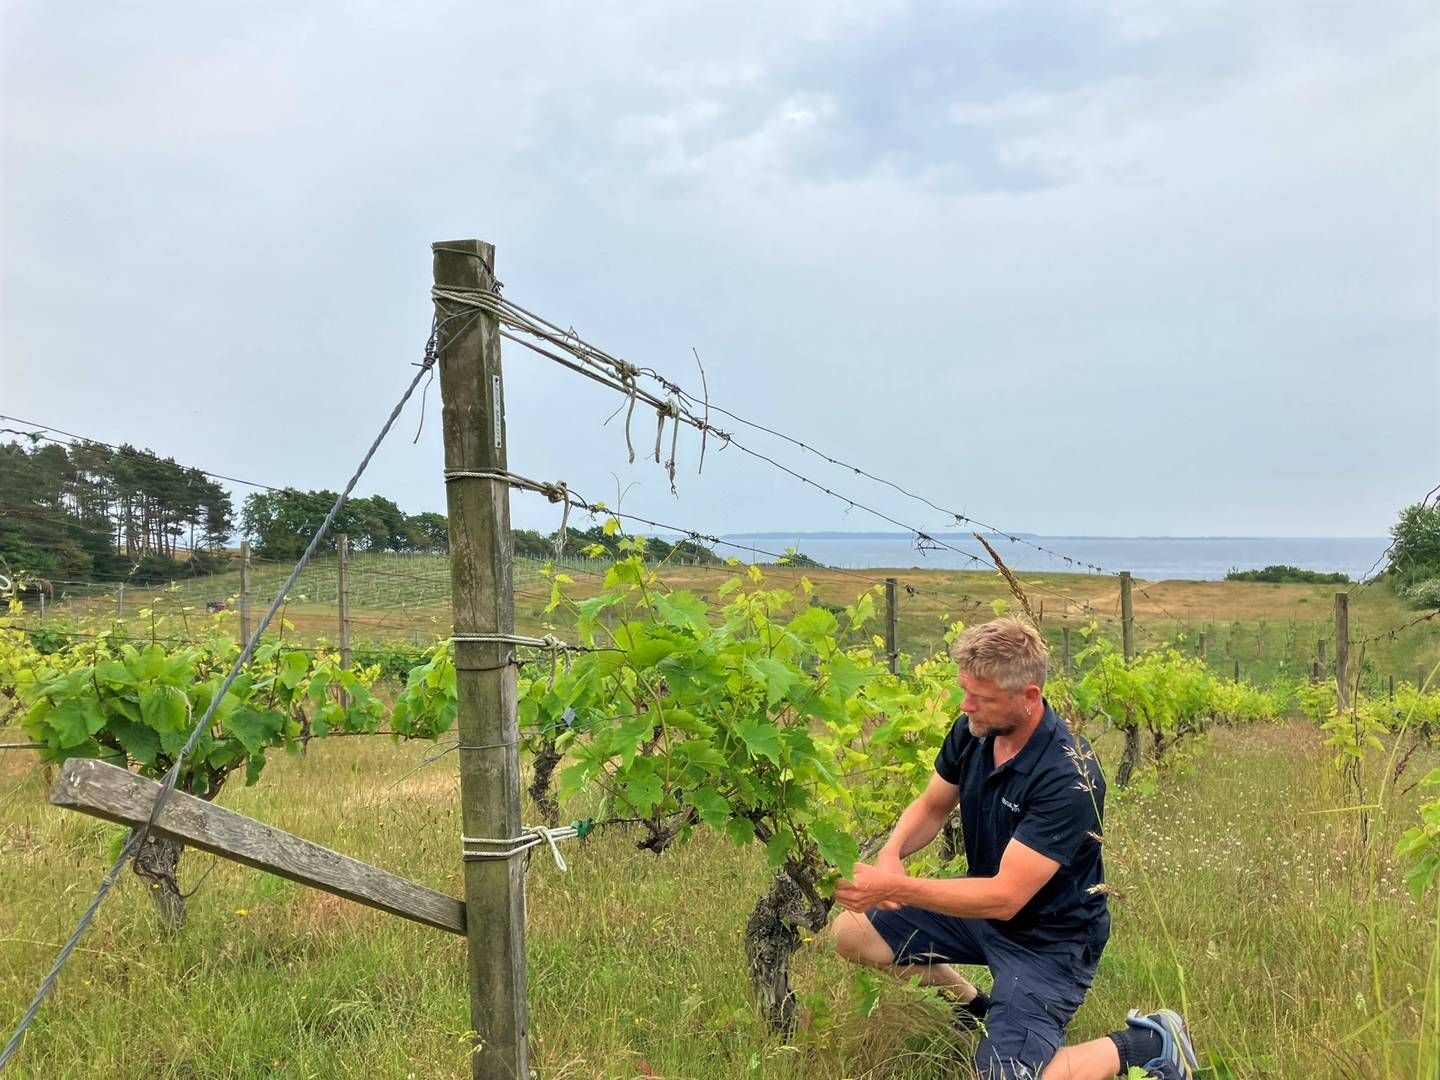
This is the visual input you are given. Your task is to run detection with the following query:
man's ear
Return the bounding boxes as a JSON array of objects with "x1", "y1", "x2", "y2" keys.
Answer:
[{"x1": 1025, "y1": 684, "x2": 1043, "y2": 708}]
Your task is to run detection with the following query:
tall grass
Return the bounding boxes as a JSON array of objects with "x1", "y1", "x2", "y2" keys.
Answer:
[{"x1": 0, "y1": 717, "x2": 1434, "y2": 1078}]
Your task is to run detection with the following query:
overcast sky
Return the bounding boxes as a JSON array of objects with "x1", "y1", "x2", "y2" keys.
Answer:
[{"x1": 2, "y1": 1, "x2": 1436, "y2": 540}]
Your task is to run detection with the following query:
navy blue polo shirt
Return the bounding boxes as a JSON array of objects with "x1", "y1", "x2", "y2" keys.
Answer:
[{"x1": 934, "y1": 701, "x2": 1109, "y2": 953}]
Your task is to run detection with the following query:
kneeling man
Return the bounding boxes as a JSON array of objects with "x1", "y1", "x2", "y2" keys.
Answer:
[{"x1": 829, "y1": 618, "x2": 1197, "y2": 1080}]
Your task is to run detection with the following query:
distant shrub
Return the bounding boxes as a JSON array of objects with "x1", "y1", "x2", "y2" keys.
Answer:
[
  {"x1": 1403, "y1": 576, "x2": 1440, "y2": 610},
  {"x1": 1225, "y1": 565, "x2": 1350, "y2": 585}
]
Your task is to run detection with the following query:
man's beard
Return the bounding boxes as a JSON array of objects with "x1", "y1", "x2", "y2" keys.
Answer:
[
  {"x1": 969, "y1": 711, "x2": 1025, "y2": 738},
  {"x1": 973, "y1": 705, "x2": 1031, "y2": 743}
]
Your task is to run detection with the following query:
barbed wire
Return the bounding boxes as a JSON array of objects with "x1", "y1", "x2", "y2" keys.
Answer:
[{"x1": 1349, "y1": 608, "x2": 1440, "y2": 649}]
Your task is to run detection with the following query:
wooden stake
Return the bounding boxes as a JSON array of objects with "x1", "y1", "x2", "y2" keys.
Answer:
[
  {"x1": 239, "y1": 540, "x2": 253, "y2": 649},
  {"x1": 338, "y1": 533, "x2": 351, "y2": 707},
  {"x1": 1334, "y1": 591, "x2": 1350, "y2": 711},
  {"x1": 1119, "y1": 572, "x2": 1134, "y2": 662},
  {"x1": 884, "y1": 578, "x2": 898, "y2": 675},
  {"x1": 435, "y1": 238, "x2": 529, "y2": 1080},
  {"x1": 1062, "y1": 626, "x2": 1072, "y2": 678}
]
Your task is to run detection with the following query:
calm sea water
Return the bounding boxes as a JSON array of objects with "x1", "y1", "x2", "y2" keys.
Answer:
[{"x1": 718, "y1": 534, "x2": 1389, "y2": 582}]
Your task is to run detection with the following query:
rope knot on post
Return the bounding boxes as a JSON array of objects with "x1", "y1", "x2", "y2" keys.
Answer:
[
  {"x1": 540, "y1": 480, "x2": 571, "y2": 558},
  {"x1": 462, "y1": 824, "x2": 580, "y2": 871}
]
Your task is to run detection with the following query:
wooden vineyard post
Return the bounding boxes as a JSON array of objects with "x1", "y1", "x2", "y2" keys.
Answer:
[
  {"x1": 239, "y1": 541, "x2": 253, "y2": 649},
  {"x1": 1119, "y1": 572, "x2": 1135, "y2": 663},
  {"x1": 885, "y1": 578, "x2": 898, "y2": 675},
  {"x1": 1334, "y1": 591, "x2": 1350, "y2": 712},
  {"x1": 1116, "y1": 571, "x2": 1140, "y2": 785},
  {"x1": 1062, "y1": 626, "x2": 1072, "y2": 678},
  {"x1": 38, "y1": 592, "x2": 45, "y2": 621},
  {"x1": 1390, "y1": 674, "x2": 1395, "y2": 701},
  {"x1": 434, "y1": 238, "x2": 530, "y2": 1080},
  {"x1": 1234, "y1": 659, "x2": 1240, "y2": 683},
  {"x1": 116, "y1": 583, "x2": 124, "y2": 619},
  {"x1": 338, "y1": 533, "x2": 352, "y2": 707},
  {"x1": 1197, "y1": 631, "x2": 1206, "y2": 659}
]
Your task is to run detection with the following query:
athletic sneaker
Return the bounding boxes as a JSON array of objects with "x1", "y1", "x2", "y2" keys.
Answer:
[{"x1": 1127, "y1": 1009, "x2": 1199, "y2": 1080}]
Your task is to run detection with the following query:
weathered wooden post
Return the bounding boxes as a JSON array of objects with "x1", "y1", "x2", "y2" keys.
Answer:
[
  {"x1": 884, "y1": 578, "x2": 898, "y2": 675},
  {"x1": 239, "y1": 541, "x2": 253, "y2": 649},
  {"x1": 1062, "y1": 626, "x2": 1072, "y2": 678},
  {"x1": 1197, "y1": 631, "x2": 1206, "y2": 659},
  {"x1": 435, "y1": 238, "x2": 529, "y2": 1080},
  {"x1": 1334, "y1": 591, "x2": 1350, "y2": 711},
  {"x1": 338, "y1": 533, "x2": 352, "y2": 707},
  {"x1": 1234, "y1": 659, "x2": 1240, "y2": 683},
  {"x1": 116, "y1": 583, "x2": 124, "y2": 619},
  {"x1": 1120, "y1": 572, "x2": 1135, "y2": 662},
  {"x1": 1117, "y1": 571, "x2": 1140, "y2": 784}
]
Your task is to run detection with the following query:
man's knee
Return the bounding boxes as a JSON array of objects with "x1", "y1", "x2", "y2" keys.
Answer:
[{"x1": 828, "y1": 910, "x2": 895, "y2": 967}]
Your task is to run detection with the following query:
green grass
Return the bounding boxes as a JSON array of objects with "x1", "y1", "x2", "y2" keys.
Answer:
[{"x1": 1, "y1": 720, "x2": 1435, "y2": 1078}]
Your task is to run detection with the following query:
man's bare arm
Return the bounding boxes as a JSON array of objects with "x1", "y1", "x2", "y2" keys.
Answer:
[
  {"x1": 879, "y1": 773, "x2": 960, "y2": 862},
  {"x1": 835, "y1": 837, "x2": 1061, "y2": 920}
]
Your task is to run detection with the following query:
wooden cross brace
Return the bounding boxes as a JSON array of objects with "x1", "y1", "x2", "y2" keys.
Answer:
[{"x1": 49, "y1": 757, "x2": 466, "y2": 936}]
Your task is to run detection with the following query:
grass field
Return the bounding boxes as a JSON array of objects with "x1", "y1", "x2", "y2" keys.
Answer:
[{"x1": 0, "y1": 715, "x2": 1435, "y2": 1078}]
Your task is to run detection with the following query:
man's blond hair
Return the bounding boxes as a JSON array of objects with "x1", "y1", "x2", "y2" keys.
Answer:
[{"x1": 949, "y1": 617, "x2": 1048, "y2": 693}]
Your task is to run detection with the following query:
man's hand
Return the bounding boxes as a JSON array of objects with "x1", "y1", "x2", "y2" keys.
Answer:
[
  {"x1": 869, "y1": 849, "x2": 906, "y2": 911},
  {"x1": 834, "y1": 862, "x2": 907, "y2": 914}
]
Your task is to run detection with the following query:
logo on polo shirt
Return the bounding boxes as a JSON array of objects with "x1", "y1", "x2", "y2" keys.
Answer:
[{"x1": 1001, "y1": 796, "x2": 1022, "y2": 813}]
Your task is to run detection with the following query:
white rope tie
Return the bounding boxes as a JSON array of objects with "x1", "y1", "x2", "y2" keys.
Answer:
[
  {"x1": 451, "y1": 632, "x2": 572, "y2": 650},
  {"x1": 451, "y1": 632, "x2": 571, "y2": 687},
  {"x1": 462, "y1": 824, "x2": 579, "y2": 870}
]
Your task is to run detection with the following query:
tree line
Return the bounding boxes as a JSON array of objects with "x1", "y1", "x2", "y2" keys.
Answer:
[
  {"x1": 1, "y1": 439, "x2": 233, "y2": 584},
  {"x1": 0, "y1": 436, "x2": 727, "y2": 588},
  {"x1": 241, "y1": 490, "x2": 724, "y2": 566}
]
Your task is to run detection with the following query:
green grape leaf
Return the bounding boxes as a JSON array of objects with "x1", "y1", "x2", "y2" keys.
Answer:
[
  {"x1": 277, "y1": 652, "x2": 310, "y2": 690},
  {"x1": 109, "y1": 718, "x2": 161, "y2": 766},
  {"x1": 726, "y1": 817, "x2": 756, "y2": 846},
  {"x1": 653, "y1": 591, "x2": 711, "y2": 633},
  {"x1": 140, "y1": 685, "x2": 188, "y2": 733},
  {"x1": 225, "y1": 707, "x2": 284, "y2": 756},
  {"x1": 690, "y1": 787, "x2": 731, "y2": 828},
  {"x1": 810, "y1": 820, "x2": 859, "y2": 877},
  {"x1": 746, "y1": 658, "x2": 803, "y2": 707},
  {"x1": 786, "y1": 607, "x2": 839, "y2": 644},
  {"x1": 623, "y1": 769, "x2": 664, "y2": 814},
  {"x1": 733, "y1": 717, "x2": 782, "y2": 764},
  {"x1": 765, "y1": 830, "x2": 798, "y2": 869}
]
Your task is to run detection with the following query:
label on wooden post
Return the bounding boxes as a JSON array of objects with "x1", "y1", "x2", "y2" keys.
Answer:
[{"x1": 493, "y1": 374, "x2": 503, "y2": 449}]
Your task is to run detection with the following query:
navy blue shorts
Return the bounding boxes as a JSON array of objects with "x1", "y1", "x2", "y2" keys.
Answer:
[{"x1": 869, "y1": 906, "x2": 1102, "y2": 1080}]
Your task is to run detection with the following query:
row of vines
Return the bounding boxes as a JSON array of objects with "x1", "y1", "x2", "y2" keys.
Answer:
[{"x1": 3, "y1": 538, "x2": 1438, "y2": 1030}]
